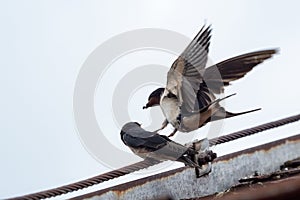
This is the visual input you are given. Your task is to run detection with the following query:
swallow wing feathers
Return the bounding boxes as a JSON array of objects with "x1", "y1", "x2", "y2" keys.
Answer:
[
  {"x1": 203, "y1": 49, "x2": 278, "y2": 94},
  {"x1": 122, "y1": 129, "x2": 169, "y2": 151},
  {"x1": 121, "y1": 123, "x2": 194, "y2": 161},
  {"x1": 166, "y1": 25, "x2": 212, "y2": 114},
  {"x1": 180, "y1": 25, "x2": 211, "y2": 75}
]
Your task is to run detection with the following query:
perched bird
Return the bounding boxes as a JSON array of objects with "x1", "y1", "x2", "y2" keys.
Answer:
[
  {"x1": 120, "y1": 122, "x2": 199, "y2": 167},
  {"x1": 143, "y1": 25, "x2": 277, "y2": 136}
]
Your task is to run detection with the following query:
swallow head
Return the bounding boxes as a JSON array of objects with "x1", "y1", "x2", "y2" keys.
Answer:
[
  {"x1": 143, "y1": 88, "x2": 165, "y2": 109},
  {"x1": 121, "y1": 122, "x2": 142, "y2": 133}
]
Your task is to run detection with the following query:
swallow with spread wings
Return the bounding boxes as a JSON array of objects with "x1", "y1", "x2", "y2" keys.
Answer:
[{"x1": 143, "y1": 25, "x2": 277, "y2": 137}]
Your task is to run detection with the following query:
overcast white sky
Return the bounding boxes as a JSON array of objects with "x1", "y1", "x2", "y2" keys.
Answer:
[{"x1": 1, "y1": 0, "x2": 300, "y2": 199}]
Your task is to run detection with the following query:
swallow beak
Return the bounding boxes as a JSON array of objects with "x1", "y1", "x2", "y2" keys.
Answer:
[
  {"x1": 143, "y1": 97, "x2": 159, "y2": 109},
  {"x1": 143, "y1": 103, "x2": 149, "y2": 109},
  {"x1": 134, "y1": 122, "x2": 142, "y2": 126}
]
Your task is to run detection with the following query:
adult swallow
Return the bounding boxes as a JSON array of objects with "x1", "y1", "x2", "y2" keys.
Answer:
[
  {"x1": 120, "y1": 122, "x2": 199, "y2": 167},
  {"x1": 143, "y1": 25, "x2": 277, "y2": 136}
]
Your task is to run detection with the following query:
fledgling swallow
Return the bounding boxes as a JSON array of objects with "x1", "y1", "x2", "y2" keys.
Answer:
[
  {"x1": 143, "y1": 25, "x2": 278, "y2": 136},
  {"x1": 120, "y1": 122, "x2": 199, "y2": 167}
]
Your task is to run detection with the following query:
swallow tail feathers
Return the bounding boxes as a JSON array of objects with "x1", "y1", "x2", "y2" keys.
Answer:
[{"x1": 209, "y1": 107, "x2": 261, "y2": 123}]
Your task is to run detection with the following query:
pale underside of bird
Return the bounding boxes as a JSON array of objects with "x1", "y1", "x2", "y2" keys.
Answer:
[
  {"x1": 120, "y1": 122, "x2": 199, "y2": 167},
  {"x1": 143, "y1": 25, "x2": 278, "y2": 136}
]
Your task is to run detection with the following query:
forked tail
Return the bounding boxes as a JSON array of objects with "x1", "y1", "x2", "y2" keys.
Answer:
[{"x1": 210, "y1": 107, "x2": 261, "y2": 122}]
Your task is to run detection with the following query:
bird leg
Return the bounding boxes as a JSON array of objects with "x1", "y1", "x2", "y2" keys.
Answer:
[
  {"x1": 155, "y1": 119, "x2": 178, "y2": 137},
  {"x1": 168, "y1": 128, "x2": 178, "y2": 137},
  {"x1": 154, "y1": 119, "x2": 169, "y2": 133}
]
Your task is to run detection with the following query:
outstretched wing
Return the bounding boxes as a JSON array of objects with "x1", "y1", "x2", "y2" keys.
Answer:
[
  {"x1": 203, "y1": 49, "x2": 278, "y2": 94},
  {"x1": 195, "y1": 49, "x2": 278, "y2": 112},
  {"x1": 166, "y1": 25, "x2": 212, "y2": 114}
]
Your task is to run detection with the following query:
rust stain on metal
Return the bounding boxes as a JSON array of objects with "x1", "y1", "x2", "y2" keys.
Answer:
[
  {"x1": 239, "y1": 167, "x2": 300, "y2": 183},
  {"x1": 195, "y1": 174, "x2": 300, "y2": 200},
  {"x1": 281, "y1": 157, "x2": 300, "y2": 169}
]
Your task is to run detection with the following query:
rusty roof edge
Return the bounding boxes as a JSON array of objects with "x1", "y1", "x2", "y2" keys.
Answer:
[
  {"x1": 192, "y1": 174, "x2": 300, "y2": 200},
  {"x1": 213, "y1": 134, "x2": 300, "y2": 162},
  {"x1": 72, "y1": 134, "x2": 300, "y2": 200}
]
